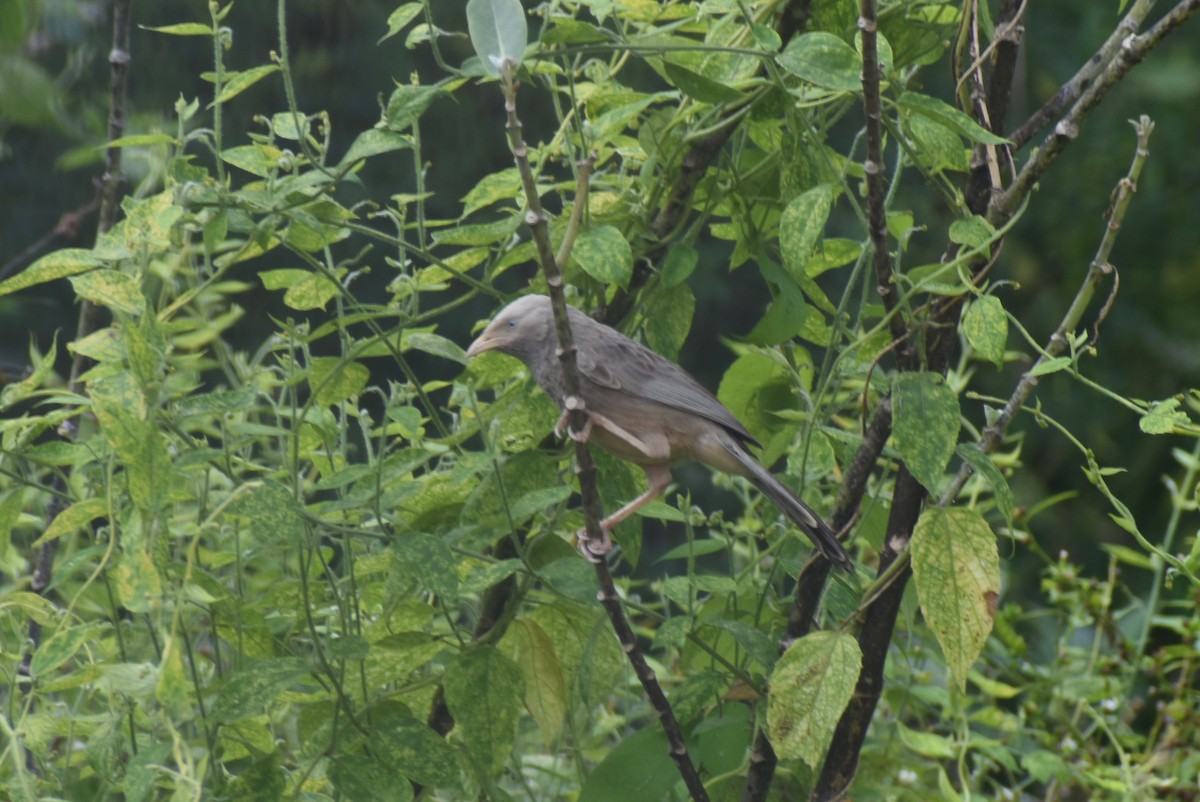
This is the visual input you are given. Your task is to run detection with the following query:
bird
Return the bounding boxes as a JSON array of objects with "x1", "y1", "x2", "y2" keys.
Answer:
[{"x1": 466, "y1": 294, "x2": 853, "y2": 571}]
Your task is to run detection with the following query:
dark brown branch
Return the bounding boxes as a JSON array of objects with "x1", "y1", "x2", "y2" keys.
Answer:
[
  {"x1": 498, "y1": 65, "x2": 711, "y2": 802},
  {"x1": 857, "y1": 1, "x2": 908, "y2": 355},
  {"x1": 811, "y1": 468, "x2": 924, "y2": 801}
]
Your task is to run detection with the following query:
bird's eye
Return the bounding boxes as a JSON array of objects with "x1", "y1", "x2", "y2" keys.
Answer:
[{"x1": 507, "y1": 320, "x2": 517, "y2": 328}]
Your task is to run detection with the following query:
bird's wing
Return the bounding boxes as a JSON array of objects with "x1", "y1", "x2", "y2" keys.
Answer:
[{"x1": 571, "y1": 311, "x2": 759, "y2": 447}]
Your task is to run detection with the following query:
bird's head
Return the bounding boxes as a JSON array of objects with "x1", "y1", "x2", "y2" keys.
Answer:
[{"x1": 466, "y1": 294, "x2": 553, "y2": 362}]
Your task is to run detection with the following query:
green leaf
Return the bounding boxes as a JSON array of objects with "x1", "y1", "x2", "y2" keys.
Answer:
[
  {"x1": 466, "y1": 0, "x2": 528, "y2": 76},
  {"x1": 660, "y1": 243, "x2": 698, "y2": 286},
  {"x1": 211, "y1": 659, "x2": 310, "y2": 723},
  {"x1": 897, "y1": 721, "x2": 956, "y2": 758},
  {"x1": 340, "y1": 128, "x2": 412, "y2": 165},
  {"x1": 1029, "y1": 356, "x2": 1072, "y2": 377},
  {"x1": 259, "y1": 268, "x2": 308, "y2": 290},
  {"x1": 707, "y1": 619, "x2": 779, "y2": 670},
  {"x1": 780, "y1": 184, "x2": 835, "y2": 280},
  {"x1": 104, "y1": 133, "x2": 177, "y2": 149},
  {"x1": 142, "y1": 22, "x2": 212, "y2": 36},
  {"x1": 892, "y1": 372, "x2": 960, "y2": 491},
  {"x1": 329, "y1": 752, "x2": 412, "y2": 802},
  {"x1": 541, "y1": 18, "x2": 608, "y2": 45},
  {"x1": 308, "y1": 358, "x2": 369, "y2": 406},
  {"x1": 955, "y1": 444, "x2": 1015, "y2": 527},
  {"x1": 898, "y1": 91, "x2": 1009, "y2": 145},
  {"x1": 1140, "y1": 398, "x2": 1190, "y2": 435},
  {"x1": 642, "y1": 282, "x2": 694, "y2": 360},
  {"x1": 432, "y1": 214, "x2": 521, "y2": 246},
  {"x1": 776, "y1": 32, "x2": 863, "y2": 92},
  {"x1": 394, "y1": 533, "x2": 460, "y2": 603},
  {"x1": 30, "y1": 623, "x2": 107, "y2": 678},
  {"x1": 746, "y1": 260, "x2": 808, "y2": 345},
  {"x1": 443, "y1": 647, "x2": 525, "y2": 773},
  {"x1": 911, "y1": 506, "x2": 1000, "y2": 692},
  {"x1": 0, "y1": 248, "x2": 104, "y2": 297},
  {"x1": 904, "y1": 114, "x2": 969, "y2": 174},
  {"x1": 807, "y1": 238, "x2": 861, "y2": 277},
  {"x1": 69, "y1": 269, "x2": 145, "y2": 316},
  {"x1": 460, "y1": 167, "x2": 522, "y2": 215},
  {"x1": 717, "y1": 351, "x2": 790, "y2": 445},
  {"x1": 371, "y1": 713, "x2": 460, "y2": 788},
  {"x1": 112, "y1": 548, "x2": 162, "y2": 614},
  {"x1": 383, "y1": 84, "x2": 447, "y2": 131},
  {"x1": 529, "y1": 601, "x2": 623, "y2": 708},
  {"x1": 379, "y1": 3, "x2": 423, "y2": 44},
  {"x1": 572, "y1": 225, "x2": 633, "y2": 288},
  {"x1": 31, "y1": 496, "x2": 102, "y2": 546},
  {"x1": 767, "y1": 631, "x2": 862, "y2": 769},
  {"x1": 225, "y1": 482, "x2": 307, "y2": 545},
  {"x1": 283, "y1": 272, "x2": 340, "y2": 311},
  {"x1": 91, "y1": 377, "x2": 172, "y2": 511},
  {"x1": 962, "y1": 295, "x2": 1007, "y2": 367},
  {"x1": 404, "y1": 331, "x2": 468, "y2": 364},
  {"x1": 949, "y1": 215, "x2": 996, "y2": 249},
  {"x1": 221, "y1": 143, "x2": 284, "y2": 178},
  {"x1": 578, "y1": 728, "x2": 678, "y2": 802},
  {"x1": 662, "y1": 59, "x2": 743, "y2": 103},
  {"x1": 500, "y1": 619, "x2": 568, "y2": 743},
  {"x1": 215, "y1": 64, "x2": 280, "y2": 104}
]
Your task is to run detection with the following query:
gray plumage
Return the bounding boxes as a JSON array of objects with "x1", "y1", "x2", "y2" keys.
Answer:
[{"x1": 467, "y1": 294, "x2": 852, "y2": 571}]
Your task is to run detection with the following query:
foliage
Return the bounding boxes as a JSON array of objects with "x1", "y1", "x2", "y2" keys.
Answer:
[{"x1": 2, "y1": 1, "x2": 1199, "y2": 800}]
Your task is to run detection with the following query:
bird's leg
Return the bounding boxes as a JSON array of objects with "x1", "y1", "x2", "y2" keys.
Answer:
[{"x1": 575, "y1": 465, "x2": 672, "y2": 562}]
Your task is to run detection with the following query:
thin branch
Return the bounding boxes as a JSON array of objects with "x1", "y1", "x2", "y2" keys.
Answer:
[
  {"x1": 1007, "y1": 0, "x2": 1156, "y2": 149},
  {"x1": 943, "y1": 116, "x2": 1154, "y2": 504},
  {"x1": 994, "y1": 0, "x2": 1198, "y2": 221},
  {"x1": 498, "y1": 64, "x2": 711, "y2": 802},
  {"x1": 0, "y1": 197, "x2": 100, "y2": 282}
]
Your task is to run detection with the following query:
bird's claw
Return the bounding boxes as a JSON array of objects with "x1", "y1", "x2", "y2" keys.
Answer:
[
  {"x1": 573, "y1": 527, "x2": 613, "y2": 563},
  {"x1": 554, "y1": 410, "x2": 593, "y2": 443}
]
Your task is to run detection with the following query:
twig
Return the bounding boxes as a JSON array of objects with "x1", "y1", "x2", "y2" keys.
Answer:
[
  {"x1": 1007, "y1": 0, "x2": 1155, "y2": 150},
  {"x1": 497, "y1": 63, "x2": 711, "y2": 802},
  {"x1": 942, "y1": 116, "x2": 1154, "y2": 505},
  {"x1": 993, "y1": 0, "x2": 1198, "y2": 222},
  {"x1": 0, "y1": 197, "x2": 100, "y2": 282}
]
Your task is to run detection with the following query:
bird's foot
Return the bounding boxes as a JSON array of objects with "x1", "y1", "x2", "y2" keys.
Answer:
[
  {"x1": 554, "y1": 410, "x2": 593, "y2": 443},
  {"x1": 573, "y1": 526, "x2": 613, "y2": 563}
]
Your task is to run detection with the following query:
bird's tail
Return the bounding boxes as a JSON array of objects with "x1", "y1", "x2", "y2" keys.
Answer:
[{"x1": 734, "y1": 446, "x2": 854, "y2": 572}]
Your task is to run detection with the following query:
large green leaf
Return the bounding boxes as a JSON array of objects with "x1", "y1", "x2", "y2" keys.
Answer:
[
  {"x1": 443, "y1": 646, "x2": 525, "y2": 773},
  {"x1": 767, "y1": 631, "x2": 861, "y2": 770},
  {"x1": 892, "y1": 372, "x2": 960, "y2": 492},
  {"x1": 776, "y1": 32, "x2": 863, "y2": 92},
  {"x1": 911, "y1": 506, "x2": 1000, "y2": 692},
  {"x1": 467, "y1": 0, "x2": 528, "y2": 75},
  {"x1": 578, "y1": 727, "x2": 677, "y2": 802},
  {"x1": 573, "y1": 225, "x2": 633, "y2": 288}
]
